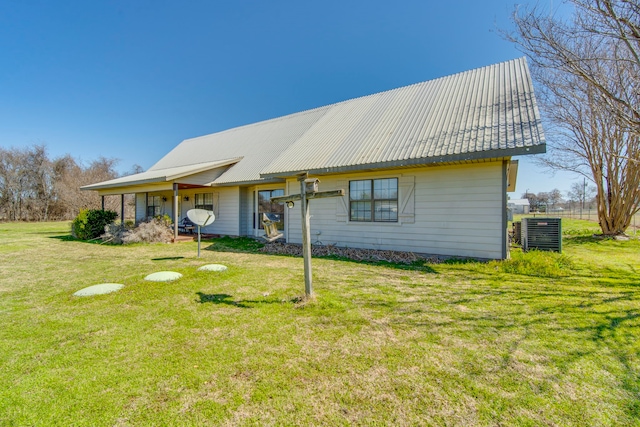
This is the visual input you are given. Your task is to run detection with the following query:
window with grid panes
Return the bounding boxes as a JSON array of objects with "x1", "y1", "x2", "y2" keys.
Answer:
[
  {"x1": 147, "y1": 195, "x2": 161, "y2": 217},
  {"x1": 195, "y1": 193, "x2": 214, "y2": 211},
  {"x1": 349, "y1": 178, "x2": 398, "y2": 222}
]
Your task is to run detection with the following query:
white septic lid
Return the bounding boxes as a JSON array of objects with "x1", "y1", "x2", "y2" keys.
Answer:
[
  {"x1": 187, "y1": 209, "x2": 215, "y2": 226},
  {"x1": 74, "y1": 283, "x2": 124, "y2": 296}
]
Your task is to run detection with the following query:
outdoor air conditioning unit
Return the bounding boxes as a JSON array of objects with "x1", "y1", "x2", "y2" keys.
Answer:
[{"x1": 522, "y1": 217, "x2": 562, "y2": 253}]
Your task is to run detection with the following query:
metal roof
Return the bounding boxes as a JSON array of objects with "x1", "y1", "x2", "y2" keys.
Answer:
[
  {"x1": 148, "y1": 106, "x2": 330, "y2": 185},
  {"x1": 261, "y1": 57, "x2": 545, "y2": 177},
  {"x1": 81, "y1": 158, "x2": 240, "y2": 190},
  {"x1": 85, "y1": 58, "x2": 545, "y2": 191}
]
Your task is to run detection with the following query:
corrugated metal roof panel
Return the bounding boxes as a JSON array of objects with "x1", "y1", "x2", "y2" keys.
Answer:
[
  {"x1": 80, "y1": 158, "x2": 241, "y2": 190},
  {"x1": 261, "y1": 58, "x2": 544, "y2": 177},
  {"x1": 149, "y1": 106, "x2": 330, "y2": 185}
]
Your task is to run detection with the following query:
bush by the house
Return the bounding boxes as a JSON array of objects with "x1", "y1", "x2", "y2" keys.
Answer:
[
  {"x1": 71, "y1": 209, "x2": 118, "y2": 240},
  {"x1": 101, "y1": 216, "x2": 173, "y2": 244}
]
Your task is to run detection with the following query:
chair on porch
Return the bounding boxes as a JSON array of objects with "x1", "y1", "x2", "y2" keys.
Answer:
[
  {"x1": 178, "y1": 217, "x2": 196, "y2": 234},
  {"x1": 261, "y1": 213, "x2": 283, "y2": 242}
]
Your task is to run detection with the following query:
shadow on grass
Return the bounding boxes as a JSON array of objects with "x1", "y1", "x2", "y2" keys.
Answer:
[
  {"x1": 49, "y1": 235, "x2": 103, "y2": 244},
  {"x1": 29, "y1": 231, "x2": 69, "y2": 235},
  {"x1": 196, "y1": 292, "x2": 293, "y2": 308},
  {"x1": 152, "y1": 257, "x2": 185, "y2": 261},
  {"x1": 49, "y1": 235, "x2": 75, "y2": 241},
  {"x1": 196, "y1": 292, "x2": 250, "y2": 308}
]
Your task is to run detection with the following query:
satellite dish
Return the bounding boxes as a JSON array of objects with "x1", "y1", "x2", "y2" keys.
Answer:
[{"x1": 187, "y1": 209, "x2": 215, "y2": 227}]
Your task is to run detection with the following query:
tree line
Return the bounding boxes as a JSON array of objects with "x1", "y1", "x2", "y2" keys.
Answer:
[
  {"x1": 0, "y1": 144, "x2": 133, "y2": 221},
  {"x1": 520, "y1": 183, "x2": 598, "y2": 212}
]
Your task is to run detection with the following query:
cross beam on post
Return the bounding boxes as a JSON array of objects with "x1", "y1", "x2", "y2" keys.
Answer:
[{"x1": 271, "y1": 172, "x2": 344, "y2": 299}]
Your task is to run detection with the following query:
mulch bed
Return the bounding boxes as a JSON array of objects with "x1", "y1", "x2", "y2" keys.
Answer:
[{"x1": 259, "y1": 242, "x2": 446, "y2": 264}]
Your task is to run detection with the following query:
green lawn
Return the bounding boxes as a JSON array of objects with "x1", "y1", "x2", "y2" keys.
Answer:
[{"x1": 0, "y1": 220, "x2": 639, "y2": 426}]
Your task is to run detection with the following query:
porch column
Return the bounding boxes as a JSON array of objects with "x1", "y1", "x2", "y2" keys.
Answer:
[
  {"x1": 121, "y1": 194, "x2": 125, "y2": 224},
  {"x1": 173, "y1": 183, "x2": 179, "y2": 240}
]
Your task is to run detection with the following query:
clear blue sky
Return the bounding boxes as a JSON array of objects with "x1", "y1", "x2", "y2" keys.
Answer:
[{"x1": 0, "y1": 0, "x2": 577, "y2": 196}]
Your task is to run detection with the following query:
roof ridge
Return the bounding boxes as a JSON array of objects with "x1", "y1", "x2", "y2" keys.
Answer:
[{"x1": 183, "y1": 58, "x2": 527, "y2": 143}]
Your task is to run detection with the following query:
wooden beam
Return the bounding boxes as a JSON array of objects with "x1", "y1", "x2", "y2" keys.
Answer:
[
  {"x1": 271, "y1": 173, "x2": 345, "y2": 299},
  {"x1": 271, "y1": 189, "x2": 344, "y2": 204},
  {"x1": 298, "y1": 173, "x2": 313, "y2": 297}
]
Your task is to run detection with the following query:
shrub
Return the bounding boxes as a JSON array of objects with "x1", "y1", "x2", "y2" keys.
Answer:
[
  {"x1": 71, "y1": 209, "x2": 118, "y2": 240},
  {"x1": 154, "y1": 214, "x2": 172, "y2": 227}
]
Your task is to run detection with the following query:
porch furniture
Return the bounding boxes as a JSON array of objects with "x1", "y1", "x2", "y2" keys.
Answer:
[
  {"x1": 178, "y1": 217, "x2": 196, "y2": 234},
  {"x1": 261, "y1": 213, "x2": 283, "y2": 242}
]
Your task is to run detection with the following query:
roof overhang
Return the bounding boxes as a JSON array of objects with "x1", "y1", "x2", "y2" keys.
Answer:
[
  {"x1": 259, "y1": 145, "x2": 544, "y2": 180},
  {"x1": 81, "y1": 158, "x2": 242, "y2": 192}
]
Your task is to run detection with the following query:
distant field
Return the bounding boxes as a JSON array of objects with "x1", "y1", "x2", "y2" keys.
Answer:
[
  {"x1": 0, "y1": 220, "x2": 638, "y2": 426},
  {"x1": 522, "y1": 210, "x2": 640, "y2": 234}
]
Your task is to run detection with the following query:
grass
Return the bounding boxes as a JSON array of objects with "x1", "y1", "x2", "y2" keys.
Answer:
[{"x1": 0, "y1": 220, "x2": 639, "y2": 426}]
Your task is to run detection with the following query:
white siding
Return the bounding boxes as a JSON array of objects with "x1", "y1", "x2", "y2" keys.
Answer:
[
  {"x1": 174, "y1": 187, "x2": 240, "y2": 235},
  {"x1": 201, "y1": 187, "x2": 240, "y2": 235},
  {"x1": 284, "y1": 162, "x2": 506, "y2": 259},
  {"x1": 179, "y1": 166, "x2": 229, "y2": 186},
  {"x1": 135, "y1": 193, "x2": 146, "y2": 223}
]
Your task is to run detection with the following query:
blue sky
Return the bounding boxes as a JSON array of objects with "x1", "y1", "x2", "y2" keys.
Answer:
[{"x1": 0, "y1": 0, "x2": 577, "y2": 196}]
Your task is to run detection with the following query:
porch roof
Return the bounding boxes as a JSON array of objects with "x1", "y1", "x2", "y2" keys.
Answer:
[{"x1": 81, "y1": 158, "x2": 241, "y2": 191}]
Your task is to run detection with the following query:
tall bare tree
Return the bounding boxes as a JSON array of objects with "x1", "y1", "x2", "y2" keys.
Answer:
[
  {"x1": 0, "y1": 145, "x2": 55, "y2": 221},
  {"x1": 509, "y1": 0, "x2": 640, "y2": 235}
]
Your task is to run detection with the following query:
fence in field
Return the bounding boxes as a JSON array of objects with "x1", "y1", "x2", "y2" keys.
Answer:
[{"x1": 529, "y1": 208, "x2": 640, "y2": 235}]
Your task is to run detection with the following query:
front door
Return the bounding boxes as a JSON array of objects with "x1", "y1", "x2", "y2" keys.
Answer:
[{"x1": 256, "y1": 189, "x2": 285, "y2": 235}]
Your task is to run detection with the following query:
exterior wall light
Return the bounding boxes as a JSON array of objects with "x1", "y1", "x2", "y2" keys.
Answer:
[{"x1": 286, "y1": 201, "x2": 294, "y2": 209}]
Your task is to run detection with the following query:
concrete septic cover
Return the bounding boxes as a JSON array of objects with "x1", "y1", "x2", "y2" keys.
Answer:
[
  {"x1": 74, "y1": 283, "x2": 124, "y2": 297},
  {"x1": 144, "y1": 271, "x2": 183, "y2": 282},
  {"x1": 197, "y1": 264, "x2": 228, "y2": 272}
]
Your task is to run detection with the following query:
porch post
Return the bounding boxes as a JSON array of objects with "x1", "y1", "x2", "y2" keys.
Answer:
[
  {"x1": 502, "y1": 160, "x2": 509, "y2": 260},
  {"x1": 173, "y1": 183, "x2": 179, "y2": 240},
  {"x1": 121, "y1": 194, "x2": 125, "y2": 224}
]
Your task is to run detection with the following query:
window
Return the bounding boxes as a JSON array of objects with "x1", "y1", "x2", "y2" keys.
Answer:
[
  {"x1": 349, "y1": 178, "x2": 398, "y2": 222},
  {"x1": 258, "y1": 189, "x2": 284, "y2": 229},
  {"x1": 195, "y1": 193, "x2": 214, "y2": 211},
  {"x1": 147, "y1": 195, "x2": 161, "y2": 217}
]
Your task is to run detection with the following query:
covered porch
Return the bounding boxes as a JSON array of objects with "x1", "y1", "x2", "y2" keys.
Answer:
[{"x1": 81, "y1": 159, "x2": 239, "y2": 241}]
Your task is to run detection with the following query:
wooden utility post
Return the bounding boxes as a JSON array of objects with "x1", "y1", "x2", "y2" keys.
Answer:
[{"x1": 271, "y1": 172, "x2": 344, "y2": 298}]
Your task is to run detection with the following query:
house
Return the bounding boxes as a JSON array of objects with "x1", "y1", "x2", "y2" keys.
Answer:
[
  {"x1": 507, "y1": 199, "x2": 531, "y2": 215},
  {"x1": 82, "y1": 58, "x2": 545, "y2": 260}
]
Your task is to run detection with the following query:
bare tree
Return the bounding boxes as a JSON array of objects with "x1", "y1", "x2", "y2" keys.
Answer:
[
  {"x1": 53, "y1": 156, "x2": 120, "y2": 219},
  {"x1": 567, "y1": 181, "x2": 597, "y2": 207},
  {"x1": 0, "y1": 146, "x2": 121, "y2": 221},
  {"x1": 548, "y1": 188, "x2": 564, "y2": 208},
  {"x1": 0, "y1": 145, "x2": 55, "y2": 221},
  {"x1": 509, "y1": 0, "x2": 640, "y2": 235}
]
